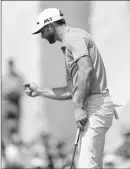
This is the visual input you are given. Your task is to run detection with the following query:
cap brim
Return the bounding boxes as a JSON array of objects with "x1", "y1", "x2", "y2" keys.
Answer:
[
  {"x1": 32, "y1": 25, "x2": 44, "y2": 35},
  {"x1": 32, "y1": 28, "x2": 42, "y2": 35}
]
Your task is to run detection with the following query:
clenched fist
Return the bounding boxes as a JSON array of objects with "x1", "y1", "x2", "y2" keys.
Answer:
[{"x1": 23, "y1": 83, "x2": 40, "y2": 97}]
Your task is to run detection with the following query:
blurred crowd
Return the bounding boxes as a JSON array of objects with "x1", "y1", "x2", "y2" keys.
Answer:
[
  {"x1": 103, "y1": 127, "x2": 130, "y2": 168},
  {"x1": 1, "y1": 129, "x2": 74, "y2": 169},
  {"x1": 1, "y1": 58, "x2": 130, "y2": 168},
  {"x1": 1, "y1": 58, "x2": 74, "y2": 169}
]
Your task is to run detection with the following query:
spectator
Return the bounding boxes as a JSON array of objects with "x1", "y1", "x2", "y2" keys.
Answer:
[
  {"x1": 1, "y1": 141, "x2": 6, "y2": 168},
  {"x1": 103, "y1": 153, "x2": 118, "y2": 168},
  {"x1": 2, "y1": 58, "x2": 24, "y2": 145},
  {"x1": 116, "y1": 124, "x2": 130, "y2": 159}
]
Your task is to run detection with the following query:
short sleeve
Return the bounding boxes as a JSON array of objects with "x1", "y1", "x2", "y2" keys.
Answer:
[{"x1": 67, "y1": 35, "x2": 89, "y2": 62}]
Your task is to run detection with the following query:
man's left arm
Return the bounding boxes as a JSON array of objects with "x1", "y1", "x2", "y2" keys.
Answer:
[
  {"x1": 67, "y1": 34, "x2": 93, "y2": 128},
  {"x1": 75, "y1": 55, "x2": 93, "y2": 109},
  {"x1": 74, "y1": 56, "x2": 93, "y2": 129}
]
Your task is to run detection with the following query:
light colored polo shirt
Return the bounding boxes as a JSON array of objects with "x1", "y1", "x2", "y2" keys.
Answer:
[{"x1": 61, "y1": 26, "x2": 109, "y2": 103}]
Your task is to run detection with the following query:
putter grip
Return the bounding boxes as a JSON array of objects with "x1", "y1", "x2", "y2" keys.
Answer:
[{"x1": 74, "y1": 128, "x2": 81, "y2": 146}]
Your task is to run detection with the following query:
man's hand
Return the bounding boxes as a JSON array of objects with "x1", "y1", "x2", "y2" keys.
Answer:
[
  {"x1": 74, "y1": 108, "x2": 88, "y2": 130},
  {"x1": 23, "y1": 83, "x2": 40, "y2": 97}
]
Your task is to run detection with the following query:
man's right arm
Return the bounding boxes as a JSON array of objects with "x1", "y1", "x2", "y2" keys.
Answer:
[
  {"x1": 24, "y1": 66, "x2": 73, "y2": 100},
  {"x1": 24, "y1": 82, "x2": 72, "y2": 101},
  {"x1": 38, "y1": 85, "x2": 72, "y2": 100}
]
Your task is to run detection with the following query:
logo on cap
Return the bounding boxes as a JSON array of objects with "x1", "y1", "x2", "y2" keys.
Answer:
[{"x1": 44, "y1": 17, "x2": 52, "y2": 24}]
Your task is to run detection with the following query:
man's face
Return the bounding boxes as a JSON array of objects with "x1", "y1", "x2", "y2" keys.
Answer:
[{"x1": 40, "y1": 24, "x2": 56, "y2": 44}]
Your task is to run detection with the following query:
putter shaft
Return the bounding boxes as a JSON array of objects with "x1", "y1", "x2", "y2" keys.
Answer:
[{"x1": 70, "y1": 128, "x2": 81, "y2": 169}]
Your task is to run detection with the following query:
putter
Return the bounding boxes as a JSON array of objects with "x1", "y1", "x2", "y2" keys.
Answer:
[{"x1": 70, "y1": 128, "x2": 82, "y2": 169}]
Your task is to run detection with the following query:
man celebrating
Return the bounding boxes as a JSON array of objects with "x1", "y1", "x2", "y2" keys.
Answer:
[{"x1": 24, "y1": 8, "x2": 117, "y2": 168}]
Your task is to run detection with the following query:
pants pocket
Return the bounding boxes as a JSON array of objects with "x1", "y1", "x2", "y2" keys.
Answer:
[{"x1": 88, "y1": 104, "x2": 114, "y2": 130}]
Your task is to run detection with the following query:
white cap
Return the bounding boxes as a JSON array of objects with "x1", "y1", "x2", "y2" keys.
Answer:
[{"x1": 32, "y1": 8, "x2": 64, "y2": 34}]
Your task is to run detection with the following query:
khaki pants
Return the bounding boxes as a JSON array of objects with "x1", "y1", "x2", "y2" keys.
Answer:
[{"x1": 77, "y1": 93, "x2": 114, "y2": 168}]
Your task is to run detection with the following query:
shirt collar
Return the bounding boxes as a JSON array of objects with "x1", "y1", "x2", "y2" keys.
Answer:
[{"x1": 61, "y1": 26, "x2": 71, "y2": 48}]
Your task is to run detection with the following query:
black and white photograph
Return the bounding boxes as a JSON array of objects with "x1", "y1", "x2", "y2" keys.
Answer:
[{"x1": 1, "y1": 1, "x2": 130, "y2": 168}]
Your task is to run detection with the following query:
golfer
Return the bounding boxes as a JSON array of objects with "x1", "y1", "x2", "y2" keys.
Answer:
[{"x1": 24, "y1": 8, "x2": 117, "y2": 168}]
